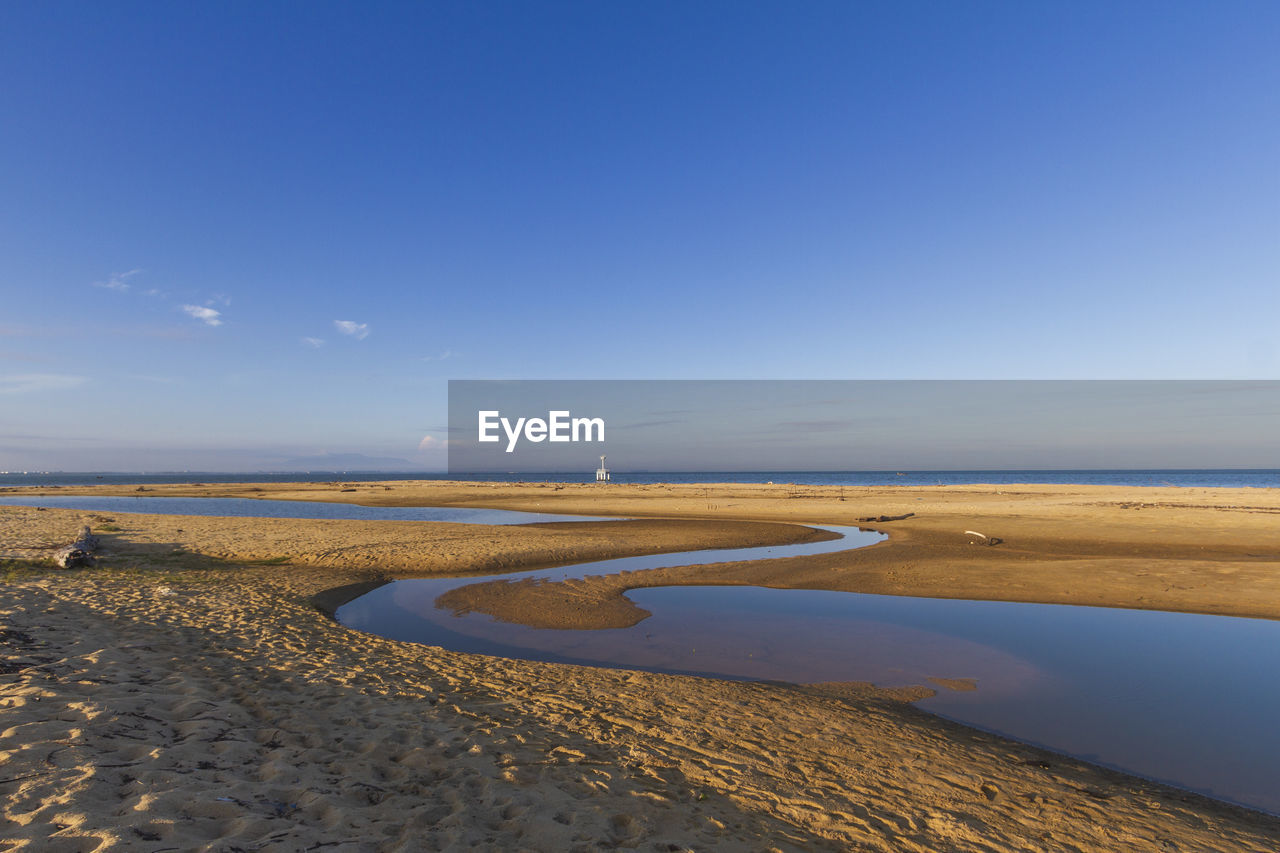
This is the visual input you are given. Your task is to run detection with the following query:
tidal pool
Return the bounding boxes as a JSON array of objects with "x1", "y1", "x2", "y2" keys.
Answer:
[{"x1": 337, "y1": 525, "x2": 1280, "y2": 815}]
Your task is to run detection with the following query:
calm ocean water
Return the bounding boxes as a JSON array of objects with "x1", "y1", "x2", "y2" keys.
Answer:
[{"x1": 0, "y1": 470, "x2": 1276, "y2": 489}]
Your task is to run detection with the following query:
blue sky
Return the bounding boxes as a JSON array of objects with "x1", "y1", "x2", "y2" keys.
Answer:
[{"x1": 1, "y1": 2, "x2": 1277, "y2": 471}]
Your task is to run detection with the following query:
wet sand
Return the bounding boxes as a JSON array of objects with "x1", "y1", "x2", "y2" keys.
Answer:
[{"x1": 2, "y1": 481, "x2": 1279, "y2": 850}]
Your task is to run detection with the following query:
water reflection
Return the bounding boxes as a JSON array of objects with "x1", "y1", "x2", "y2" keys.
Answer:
[{"x1": 340, "y1": 527, "x2": 1280, "y2": 815}]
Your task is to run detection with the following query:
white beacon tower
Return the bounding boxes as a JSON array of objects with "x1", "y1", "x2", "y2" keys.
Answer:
[{"x1": 596, "y1": 455, "x2": 610, "y2": 482}]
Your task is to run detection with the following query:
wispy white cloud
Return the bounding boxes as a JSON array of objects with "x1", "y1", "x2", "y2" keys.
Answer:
[
  {"x1": 92, "y1": 268, "x2": 143, "y2": 292},
  {"x1": 301, "y1": 337, "x2": 325, "y2": 348},
  {"x1": 334, "y1": 320, "x2": 370, "y2": 340},
  {"x1": 422, "y1": 349, "x2": 457, "y2": 361},
  {"x1": 182, "y1": 304, "x2": 223, "y2": 327},
  {"x1": 0, "y1": 373, "x2": 89, "y2": 394}
]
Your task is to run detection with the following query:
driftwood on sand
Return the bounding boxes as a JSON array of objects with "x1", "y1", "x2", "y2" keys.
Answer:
[{"x1": 55, "y1": 525, "x2": 100, "y2": 568}]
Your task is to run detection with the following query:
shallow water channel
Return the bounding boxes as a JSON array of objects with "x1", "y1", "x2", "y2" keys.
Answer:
[
  {"x1": 7, "y1": 495, "x2": 1278, "y2": 813},
  {"x1": 335, "y1": 524, "x2": 1280, "y2": 815}
]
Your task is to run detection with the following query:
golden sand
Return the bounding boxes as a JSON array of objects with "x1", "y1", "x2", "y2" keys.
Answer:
[{"x1": 2, "y1": 480, "x2": 1279, "y2": 850}]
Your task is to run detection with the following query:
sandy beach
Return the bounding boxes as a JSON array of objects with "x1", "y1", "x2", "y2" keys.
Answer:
[
  {"x1": 3, "y1": 480, "x2": 1280, "y2": 850},
  {"x1": 9, "y1": 0, "x2": 1273, "y2": 847}
]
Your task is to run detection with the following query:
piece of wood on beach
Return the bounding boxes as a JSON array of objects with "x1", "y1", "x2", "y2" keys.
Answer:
[
  {"x1": 858, "y1": 513, "x2": 915, "y2": 523},
  {"x1": 54, "y1": 525, "x2": 100, "y2": 569}
]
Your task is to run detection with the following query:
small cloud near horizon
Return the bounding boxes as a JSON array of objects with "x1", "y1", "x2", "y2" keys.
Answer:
[
  {"x1": 182, "y1": 305, "x2": 223, "y2": 327},
  {"x1": 335, "y1": 320, "x2": 370, "y2": 340},
  {"x1": 301, "y1": 337, "x2": 325, "y2": 348}
]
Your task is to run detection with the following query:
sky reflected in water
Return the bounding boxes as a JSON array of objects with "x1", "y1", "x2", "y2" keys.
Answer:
[{"x1": 340, "y1": 526, "x2": 1280, "y2": 815}]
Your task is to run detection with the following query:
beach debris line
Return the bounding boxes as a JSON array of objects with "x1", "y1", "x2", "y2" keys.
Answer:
[
  {"x1": 964, "y1": 530, "x2": 1003, "y2": 546},
  {"x1": 55, "y1": 525, "x2": 100, "y2": 568}
]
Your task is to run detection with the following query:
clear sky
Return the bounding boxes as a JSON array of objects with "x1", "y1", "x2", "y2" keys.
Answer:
[{"x1": 1, "y1": 2, "x2": 1277, "y2": 471}]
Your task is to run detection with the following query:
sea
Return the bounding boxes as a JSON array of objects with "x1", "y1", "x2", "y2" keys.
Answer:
[{"x1": 0, "y1": 470, "x2": 1276, "y2": 489}]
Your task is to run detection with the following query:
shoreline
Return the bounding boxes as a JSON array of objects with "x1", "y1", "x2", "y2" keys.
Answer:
[
  {"x1": 8, "y1": 478, "x2": 1280, "y2": 621},
  {"x1": 3, "y1": 482, "x2": 1280, "y2": 848}
]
